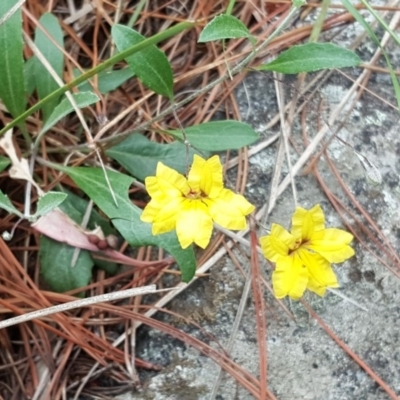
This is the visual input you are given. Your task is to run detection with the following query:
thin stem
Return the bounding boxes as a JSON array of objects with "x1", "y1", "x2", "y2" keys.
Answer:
[
  {"x1": 309, "y1": 0, "x2": 330, "y2": 42},
  {"x1": 225, "y1": 0, "x2": 236, "y2": 15},
  {"x1": 97, "y1": 4, "x2": 301, "y2": 147},
  {"x1": 0, "y1": 21, "x2": 195, "y2": 138},
  {"x1": 127, "y1": 0, "x2": 148, "y2": 27}
]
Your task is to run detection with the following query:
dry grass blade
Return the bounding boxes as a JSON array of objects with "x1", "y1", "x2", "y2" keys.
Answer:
[
  {"x1": 0, "y1": 0, "x2": 25, "y2": 27},
  {"x1": 250, "y1": 229, "x2": 268, "y2": 398},
  {"x1": 1, "y1": 0, "x2": 399, "y2": 398}
]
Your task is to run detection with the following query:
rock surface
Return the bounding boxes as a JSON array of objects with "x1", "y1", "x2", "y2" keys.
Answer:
[{"x1": 118, "y1": 8, "x2": 400, "y2": 400}]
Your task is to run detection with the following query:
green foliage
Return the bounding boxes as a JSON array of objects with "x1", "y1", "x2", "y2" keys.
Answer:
[
  {"x1": 293, "y1": 0, "x2": 307, "y2": 6},
  {"x1": 1, "y1": 4, "x2": 373, "y2": 294},
  {"x1": 106, "y1": 134, "x2": 206, "y2": 181},
  {"x1": 58, "y1": 191, "x2": 119, "y2": 275},
  {"x1": 39, "y1": 236, "x2": 94, "y2": 294},
  {"x1": 167, "y1": 120, "x2": 259, "y2": 151},
  {"x1": 0, "y1": 190, "x2": 66, "y2": 222},
  {"x1": 40, "y1": 92, "x2": 100, "y2": 135},
  {"x1": 32, "y1": 13, "x2": 65, "y2": 121},
  {"x1": 74, "y1": 68, "x2": 135, "y2": 94},
  {"x1": 59, "y1": 190, "x2": 117, "y2": 238},
  {"x1": 24, "y1": 56, "x2": 37, "y2": 96},
  {"x1": 0, "y1": 156, "x2": 10, "y2": 173},
  {"x1": 34, "y1": 192, "x2": 68, "y2": 218},
  {"x1": 112, "y1": 24, "x2": 174, "y2": 99},
  {"x1": 198, "y1": 14, "x2": 255, "y2": 44},
  {"x1": 0, "y1": 21, "x2": 193, "y2": 137},
  {"x1": 58, "y1": 166, "x2": 196, "y2": 282},
  {"x1": 38, "y1": 190, "x2": 119, "y2": 293},
  {"x1": 0, "y1": 1, "x2": 26, "y2": 119},
  {"x1": 257, "y1": 42, "x2": 361, "y2": 74},
  {"x1": 0, "y1": 190, "x2": 23, "y2": 218}
]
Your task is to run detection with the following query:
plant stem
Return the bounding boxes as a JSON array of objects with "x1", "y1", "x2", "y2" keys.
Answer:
[
  {"x1": 225, "y1": 0, "x2": 236, "y2": 15},
  {"x1": 97, "y1": 4, "x2": 301, "y2": 147},
  {"x1": 309, "y1": 0, "x2": 330, "y2": 42},
  {"x1": 0, "y1": 20, "x2": 195, "y2": 138},
  {"x1": 127, "y1": 0, "x2": 148, "y2": 27}
]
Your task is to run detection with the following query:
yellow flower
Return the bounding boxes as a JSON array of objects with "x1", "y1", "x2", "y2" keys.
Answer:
[
  {"x1": 259, "y1": 205, "x2": 354, "y2": 300},
  {"x1": 141, "y1": 155, "x2": 255, "y2": 249}
]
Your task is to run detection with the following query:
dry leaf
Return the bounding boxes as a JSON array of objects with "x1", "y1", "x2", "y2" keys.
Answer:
[{"x1": 0, "y1": 129, "x2": 43, "y2": 195}]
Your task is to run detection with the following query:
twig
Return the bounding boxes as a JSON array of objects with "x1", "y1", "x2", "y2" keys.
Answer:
[{"x1": 0, "y1": 285, "x2": 159, "y2": 330}]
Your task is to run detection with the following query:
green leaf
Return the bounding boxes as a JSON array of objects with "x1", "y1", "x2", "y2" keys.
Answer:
[
  {"x1": 24, "y1": 56, "x2": 36, "y2": 96},
  {"x1": 113, "y1": 217, "x2": 195, "y2": 282},
  {"x1": 40, "y1": 92, "x2": 100, "y2": 134},
  {"x1": 198, "y1": 14, "x2": 255, "y2": 43},
  {"x1": 0, "y1": 1, "x2": 26, "y2": 118},
  {"x1": 58, "y1": 190, "x2": 119, "y2": 275},
  {"x1": 112, "y1": 24, "x2": 174, "y2": 99},
  {"x1": 0, "y1": 21, "x2": 193, "y2": 138},
  {"x1": 167, "y1": 120, "x2": 259, "y2": 151},
  {"x1": 74, "y1": 68, "x2": 135, "y2": 94},
  {"x1": 257, "y1": 42, "x2": 361, "y2": 74},
  {"x1": 91, "y1": 257, "x2": 118, "y2": 275},
  {"x1": 293, "y1": 0, "x2": 307, "y2": 6},
  {"x1": 106, "y1": 133, "x2": 207, "y2": 181},
  {"x1": 58, "y1": 166, "x2": 196, "y2": 282},
  {"x1": 0, "y1": 155, "x2": 10, "y2": 173},
  {"x1": 33, "y1": 13, "x2": 65, "y2": 121},
  {"x1": 37, "y1": 189, "x2": 119, "y2": 293},
  {"x1": 0, "y1": 190, "x2": 23, "y2": 218},
  {"x1": 34, "y1": 192, "x2": 68, "y2": 218},
  {"x1": 60, "y1": 190, "x2": 116, "y2": 236},
  {"x1": 39, "y1": 236, "x2": 93, "y2": 294}
]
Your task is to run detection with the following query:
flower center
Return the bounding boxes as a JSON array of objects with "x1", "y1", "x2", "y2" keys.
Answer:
[
  {"x1": 288, "y1": 238, "x2": 308, "y2": 255},
  {"x1": 186, "y1": 189, "x2": 206, "y2": 200}
]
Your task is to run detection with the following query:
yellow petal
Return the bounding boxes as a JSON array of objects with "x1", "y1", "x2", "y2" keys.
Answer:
[
  {"x1": 272, "y1": 254, "x2": 308, "y2": 300},
  {"x1": 204, "y1": 188, "x2": 255, "y2": 229},
  {"x1": 176, "y1": 199, "x2": 213, "y2": 249},
  {"x1": 291, "y1": 204, "x2": 325, "y2": 240},
  {"x1": 187, "y1": 155, "x2": 223, "y2": 198},
  {"x1": 141, "y1": 197, "x2": 184, "y2": 235},
  {"x1": 307, "y1": 228, "x2": 355, "y2": 263},
  {"x1": 297, "y1": 248, "x2": 339, "y2": 296},
  {"x1": 140, "y1": 200, "x2": 159, "y2": 223},
  {"x1": 259, "y1": 224, "x2": 296, "y2": 262},
  {"x1": 145, "y1": 162, "x2": 190, "y2": 201}
]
